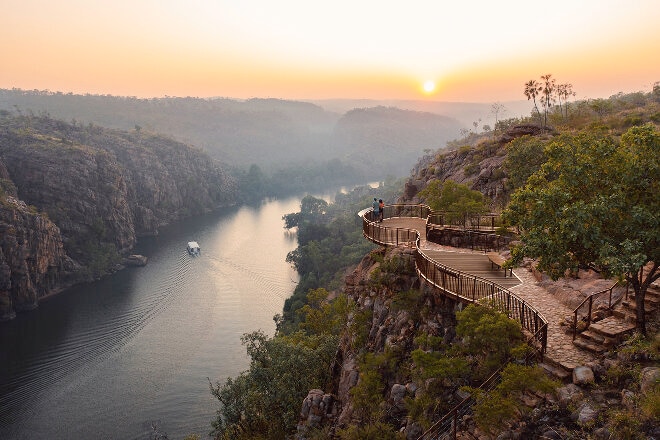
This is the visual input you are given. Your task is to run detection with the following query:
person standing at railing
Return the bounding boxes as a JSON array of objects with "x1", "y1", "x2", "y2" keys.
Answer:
[
  {"x1": 379, "y1": 199, "x2": 384, "y2": 222},
  {"x1": 372, "y1": 198, "x2": 380, "y2": 222}
]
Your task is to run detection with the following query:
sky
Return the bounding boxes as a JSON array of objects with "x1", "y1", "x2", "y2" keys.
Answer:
[{"x1": 2, "y1": 0, "x2": 659, "y2": 103}]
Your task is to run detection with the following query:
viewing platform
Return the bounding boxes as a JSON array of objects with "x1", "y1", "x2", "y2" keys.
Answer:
[{"x1": 360, "y1": 204, "x2": 605, "y2": 371}]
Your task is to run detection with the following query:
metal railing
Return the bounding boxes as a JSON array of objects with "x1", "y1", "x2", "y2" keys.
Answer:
[
  {"x1": 362, "y1": 204, "x2": 547, "y2": 355},
  {"x1": 415, "y1": 241, "x2": 547, "y2": 354},
  {"x1": 427, "y1": 212, "x2": 502, "y2": 231},
  {"x1": 572, "y1": 280, "x2": 627, "y2": 340},
  {"x1": 361, "y1": 204, "x2": 549, "y2": 440}
]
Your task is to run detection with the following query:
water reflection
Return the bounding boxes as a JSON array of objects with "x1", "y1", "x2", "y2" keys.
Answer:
[{"x1": 0, "y1": 197, "x2": 302, "y2": 439}]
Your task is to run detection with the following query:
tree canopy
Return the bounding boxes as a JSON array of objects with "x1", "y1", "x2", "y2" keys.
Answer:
[
  {"x1": 504, "y1": 124, "x2": 659, "y2": 332},
  {"x1": 417, "y1": 179, "x2": 489, "y2": 225}
]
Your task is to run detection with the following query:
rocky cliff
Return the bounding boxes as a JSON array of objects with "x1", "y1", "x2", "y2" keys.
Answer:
[
  {"x1": 0, "y1": 196, "x2": 76, "y2": 319},
  {"x1": 401, "y1": 125, "x2": 554, "y2": 209},
  {"x1": 0, "y1": 114, "x2": 236, "y2": 319},
  {"x1": 297, "y1": 246, "x2": 660, "y2": 440},
  {"x1": 297, "y1": 246, "x2": 464, "y2": 438}
]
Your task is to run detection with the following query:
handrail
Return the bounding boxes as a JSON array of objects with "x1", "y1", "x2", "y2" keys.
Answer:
[
  {"x1": 362, "y1": 204, "x2": 549, "y2": 440},
  {"x1": 362, "y1": 204, "x2": 548, "y2": 356},
  {"x1": 572, "y1": 280, "x2": 626, "y2": 340}
]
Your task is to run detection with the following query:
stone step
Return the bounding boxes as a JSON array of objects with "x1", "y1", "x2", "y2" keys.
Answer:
[
  {"x1": 578, "y1": 329, "x2": 616, "y2": 347},
  {"x1": 539, "y1": 361, "x2": 571, "y2": 381},
  {"x1": 589, "y1": 315, "x2": 637, "y2": 338},
  {"x1": 612, "y1": 309, "x2": 637, "y2": 323},
  {"x1": 572, "y1": 337, "x2": 607, "y2": 354}
]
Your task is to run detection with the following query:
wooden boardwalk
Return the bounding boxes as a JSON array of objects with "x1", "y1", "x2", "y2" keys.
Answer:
[
  {"x1": 422, "y1": 249, "x2": 521, "y2": 289},
  {"x1": 381, "y1": 217, "x2": 521, "y2": 289},
  {"x1": 370, "y1": 212, "x2": 598, "y2": 373}
]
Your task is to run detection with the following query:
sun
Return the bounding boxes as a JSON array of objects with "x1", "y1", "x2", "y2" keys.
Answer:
[{"x1": 423, "y1": 80, "x2": 436, "y2": 94}]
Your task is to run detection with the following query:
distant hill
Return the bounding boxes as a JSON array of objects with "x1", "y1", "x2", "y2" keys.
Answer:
[
  {"x1": 309, "y1": 98, "x2": 534, "y2": 128},
  {"x1": 0, "y1": 89, "x2": 464, "y2": 178},
  {"x1": 333, "y1": 106, "x2": 460, "y2": 177}
]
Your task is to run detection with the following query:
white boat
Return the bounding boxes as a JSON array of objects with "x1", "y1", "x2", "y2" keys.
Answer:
[{"x1": 187, "y1": 241, "x2": 201, "y2": 256}]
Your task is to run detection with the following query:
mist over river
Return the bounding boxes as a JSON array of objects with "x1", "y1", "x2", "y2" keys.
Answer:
[{"x1": 0, "y1": 196, "x2": 311, "y2": 439}]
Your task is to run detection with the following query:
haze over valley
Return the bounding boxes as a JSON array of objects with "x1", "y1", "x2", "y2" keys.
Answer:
[{"x1": 1, "y1": 1, "x2": 659, "y2": 439}]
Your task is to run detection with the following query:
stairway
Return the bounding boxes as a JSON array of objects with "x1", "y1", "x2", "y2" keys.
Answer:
[
  {"x1": 573, "y1": 283, "x2": 659, "y2": 354},
  {"x1": 613, "y1": 282, "x2": 660, "y2": 323}
]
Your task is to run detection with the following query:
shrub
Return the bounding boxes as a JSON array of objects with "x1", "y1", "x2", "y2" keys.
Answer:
[
  {"x1": 336, "y1": 422, "x2": 404, "y2": 439},
  {"x1": 470, "y1": 364, "x2": 558, "y2": 435}
]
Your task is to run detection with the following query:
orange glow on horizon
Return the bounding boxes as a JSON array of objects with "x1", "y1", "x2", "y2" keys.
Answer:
[{"x1": 2, "y1": 1, "x2": 659, "y2": 102}]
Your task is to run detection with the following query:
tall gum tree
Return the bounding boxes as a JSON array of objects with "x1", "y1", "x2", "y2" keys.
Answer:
[{"x1": 504, "y1": 124, "x2": 659, "y2": 333}]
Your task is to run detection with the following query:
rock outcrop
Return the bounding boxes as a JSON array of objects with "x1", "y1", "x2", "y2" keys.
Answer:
[
  {"x1": 0, "y1": 196, "x2": 75, "y2": 318},
  {"x1": 297, "y1": 247, "x2": 463, "y2": 436},
  {"x1": 400, "y1": 125, "x2": 555, "y2": 209},
  {"x1": 0, "y1": 115, "x2": 237, "y2": 318}
]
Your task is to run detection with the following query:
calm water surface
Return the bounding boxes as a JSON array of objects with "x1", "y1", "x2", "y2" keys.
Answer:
[{"x1": 0, "y1": 197, "x2": 305, "y2": 439}]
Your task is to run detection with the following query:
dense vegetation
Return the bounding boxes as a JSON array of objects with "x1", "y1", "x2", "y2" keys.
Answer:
[
  {"x1": 504, "y1": 124, "x2": 659, "y2": 333},
  {"x1": 278, "y1": 178, "x2": 404, "y2": 330},
  {"x1": 233, "y1": 160, "x2": 362, "y2": 203}
]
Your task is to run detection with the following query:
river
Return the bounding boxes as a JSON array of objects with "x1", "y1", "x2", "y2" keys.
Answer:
[{"x1": 0, "y1": 196, "x2": 309, "y2": 439}]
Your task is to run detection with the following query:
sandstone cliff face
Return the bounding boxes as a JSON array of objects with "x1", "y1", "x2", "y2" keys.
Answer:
[
  {"x1": 297, "y1": 247, "x2": 462, "y2": 437},
  {"x1": 0, "y1": 115, "x2": 237, "y2": 318},
  {"x1": 0, "y1": 197, "x2": 75, "y2": 319}
]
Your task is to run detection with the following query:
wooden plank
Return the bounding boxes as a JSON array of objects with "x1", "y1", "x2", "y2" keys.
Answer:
[{"x1": 421, "y1": 250, "x2": 520, "y2": 288}]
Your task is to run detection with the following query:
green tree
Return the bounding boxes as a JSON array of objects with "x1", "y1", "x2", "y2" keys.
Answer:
[
  {"x1": 210, "y1": 330, "x2": 338, "y2": 439},
  {"x1": 589, "y1": 98, "x2": 614, "y2": 119},
  {"x1": 298, "y1": 288, "x2": 353, "y2": 335},
  {"x1": 556, "y1": 83, "x2": 576, "y2": 119},
  {"x1": 417, "y1": 180, "x2": 489, "y2": 226},
  {"x1": 503, "y1": 135, "x2": 548, "y2": 190},
  {"x1": 469, "y1": 364, "x2": 557, "y2": 434},
  {"x1": 504, "y1": 125, "x2": 659, "y2": 333}
]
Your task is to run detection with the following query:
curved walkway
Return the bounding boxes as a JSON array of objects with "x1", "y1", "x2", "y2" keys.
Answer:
[{"x1": 366, "y1": 210, "x2": 596, "y2": 371}]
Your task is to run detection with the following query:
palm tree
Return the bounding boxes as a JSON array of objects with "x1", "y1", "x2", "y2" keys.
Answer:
[
  {"x1": 524, "y1": 80, "x2": 542, "y2": 123},
  {"x1": 539, "y1": 74, "x2": 556, "y2": 129}
]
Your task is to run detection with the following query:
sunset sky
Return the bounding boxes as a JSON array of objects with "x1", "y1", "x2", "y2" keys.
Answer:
[{"x1": 2, "y1": 0, "x2": 659, "y2": 102}]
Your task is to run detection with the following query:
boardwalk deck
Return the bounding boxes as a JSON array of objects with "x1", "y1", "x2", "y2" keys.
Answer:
[
  {"x1": 372, "y1": 213, "x2": 596, "y2": 372},
  {"x1": 422, "y1": 250, "x2": 521, "y2": 289},
  {"x1": 377, "y1": 217, "x2": 521, "y2": 289}
]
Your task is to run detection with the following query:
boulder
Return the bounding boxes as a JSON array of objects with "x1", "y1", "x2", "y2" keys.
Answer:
[
  {"x1": 572, "y1": 366, "x2": 595, "y2": 385},
  {"x1": 124, "y1": 254, "x2": 148, "y2": 266},
  {"x1": 576, "y1": 402, "x2": 598, "y2": 426},
  {"x1": 640, "y1": 366, "x2": 660, "y2": 394},
  {"x1": 296, "y1": 389, "x2": 338, "y2": 438},
  {"x1": 557, "y1": 384, "x2": 583, "y2": 407},
  {"x1": 621, "y1": 389, "x2": 636, "y2": 411}
]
